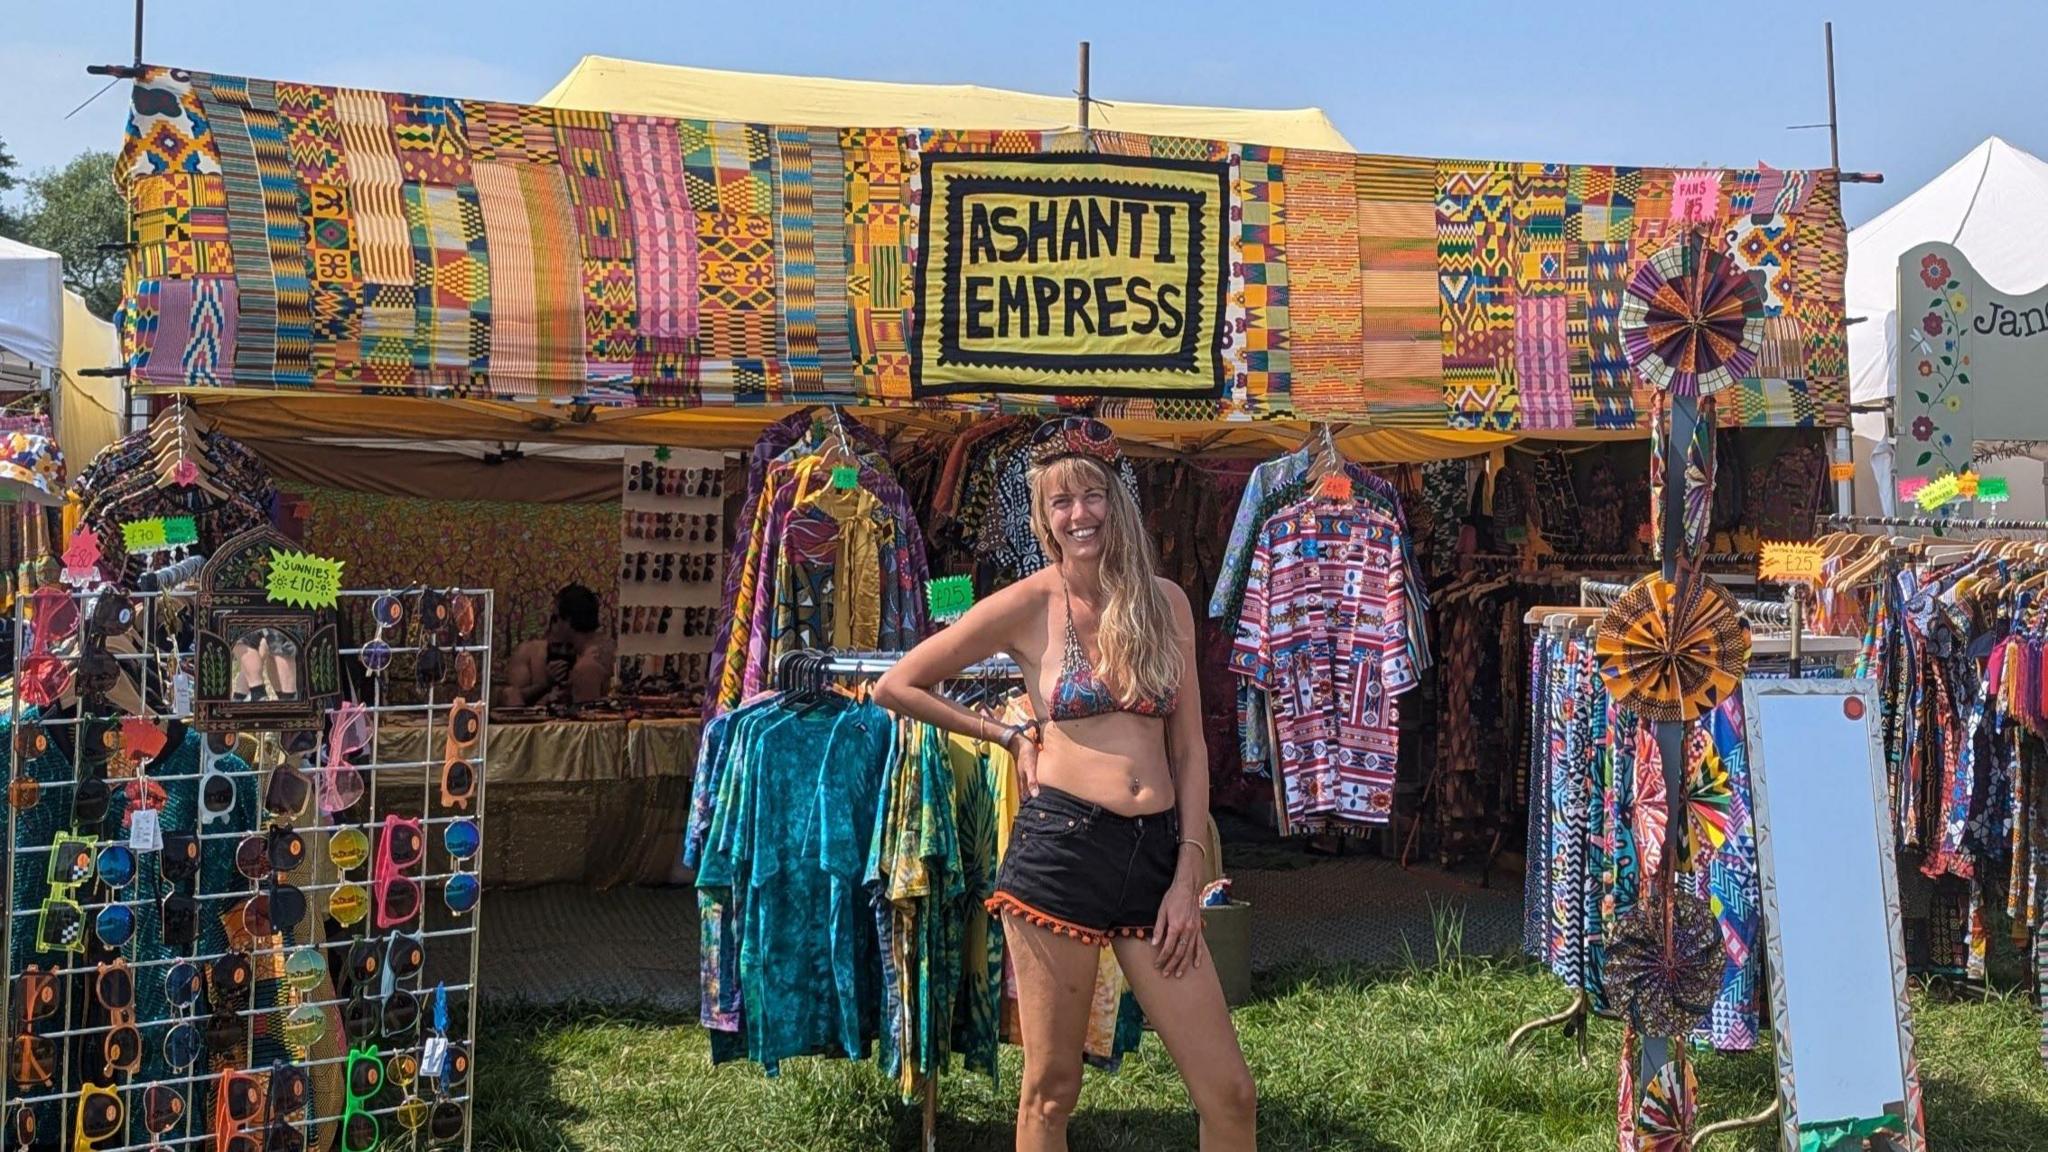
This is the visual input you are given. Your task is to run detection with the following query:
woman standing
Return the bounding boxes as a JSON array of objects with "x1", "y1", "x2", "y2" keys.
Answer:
[{"x1": 876, "y1": 418, "x2": 1256, "y2": 1152}]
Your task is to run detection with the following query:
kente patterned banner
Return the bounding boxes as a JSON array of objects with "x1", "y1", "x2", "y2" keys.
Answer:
[{"x1": 117, "y1": 66, "x2": 1849, "y2": 429}]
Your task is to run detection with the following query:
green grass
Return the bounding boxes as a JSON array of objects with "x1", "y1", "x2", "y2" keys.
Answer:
[{"x1": 472, "y1": 953, "x2": 2048, "y2": 1151}]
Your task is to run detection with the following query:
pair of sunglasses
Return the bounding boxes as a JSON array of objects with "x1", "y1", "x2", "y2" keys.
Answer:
[
  {"x1": 11, "y1": 964, "x2": 58, "y2": 1088},
  {"x1": 361, "y1": 593, "x2": 407, "y2": 678},
  {"x1": 10, "y1": 721, "x2": 51, "y2": 810},
  {"x1": 17, "y1": 584, "x2": 80, "y2": 710},
  {"x1": 441, "y1": 697, "x2": 480, "y2": 810},
  {"x1": 374, "y1": 814, "x2": 425, "y2": 930},
  {"x1": 73, "y1": 1082, "x2": 123, "y2": 1151},
  {"x1": 96, "y1": 959, "x2": 140, "y2": 1080},
  {"x1": 322, "y1": 701, "x2": 373, "y2": 815},
  {"x1": 158, "y1": 831, "x2": 202, "y2": 947},
  {"x1": 201, "y1": 731, "x2": 242, "y2": 825},
  {"x1": 236, "y1": 825, "x2": 306, "y2": 881},
  {"x1": 164, "y1": 960, "x2": 204, "y2": 1071},
  {"x1": 340, "y1": 1045, "x2": 385, "y2": 1152},
  {"x1": 257, "y1": 736, "x2": 315, "y2": 821},
  {"x1": 205, "y1": 953, "x2": 253, "y2": 1062},
  {"x1": 37, "y1": 831, "x2": 96, "y2": 953}
]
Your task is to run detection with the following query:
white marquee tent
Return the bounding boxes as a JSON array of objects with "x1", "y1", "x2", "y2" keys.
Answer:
[{"x1": 1848, "y1": 136, "x2": 2048, "y2": 514}]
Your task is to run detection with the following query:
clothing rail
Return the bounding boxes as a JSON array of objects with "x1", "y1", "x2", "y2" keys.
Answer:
[
  {"x1": 1464, "y1": 551, "x2": 1757, "y2": 569},
  {"x1": 812, "y1": 649, "x2": 1022, "y2": 680},
  {"x1": 1823, "y1": 514, "x2": 2048, "y2": 534},
  {"x1": 1579, "y1": 578, "x2": 1793, "y2": 627}
]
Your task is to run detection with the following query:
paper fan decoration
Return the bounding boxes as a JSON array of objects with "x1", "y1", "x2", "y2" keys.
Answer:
[
  {"x1": 1647, "y1": 396, "x2": 1716, "y2": 562},
  {"x1": 1632, "y1": 1051, "x2": 1700, "y2": 1152},
  {"x1": 1606, "y1": 890, "x2": 1724, "y2": 1037},
  {"x1": 1620, "y1": 235, "x2": 1767, "y2": 399},
  {"x1": 1596, "y1": 574, "x2": 1749, "y2": 724}
]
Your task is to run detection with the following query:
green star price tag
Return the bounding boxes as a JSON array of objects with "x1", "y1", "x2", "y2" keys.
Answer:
[
  {"x1": 266, "y1": 549, "x2": 345, "y2": 609},
  {"x1": 1979, "y1": 476, "x2": 2011, "y2": 504},
  {"x1": 830, "y1": 465, "x2": 860, "y2": 490},
  {"x1": 926, "y1": 575, "x2": 975, "y2": 623},
  {"x1": 120, "y1": 519, "x2": 170, "y2": 554},
  {"x1": 163, "y1": 516, "x2": 198, "y2": 546},
  {"x1": 653, "y1": 447, "x2": 672, "y2": 462}
]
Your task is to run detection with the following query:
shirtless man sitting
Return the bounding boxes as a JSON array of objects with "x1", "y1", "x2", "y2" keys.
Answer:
[{"x1": 499, "y1": 584, "x2": 612, "y2": 708}]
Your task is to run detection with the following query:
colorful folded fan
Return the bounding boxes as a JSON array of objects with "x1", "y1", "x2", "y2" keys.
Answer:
[
  {"x1": 1595, "y1": 574, "x2": 1749, "y2": 724},
  {"x1": 1620, "y1": 233, "x2": 1767, "y2": 400},
  {"x1": 1604, "y1": 889, "x2": 1725, "y2": 1038}
]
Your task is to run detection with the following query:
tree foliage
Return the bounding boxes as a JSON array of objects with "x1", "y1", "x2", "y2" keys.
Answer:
[{"x1": 15, "y1": 150, "x2": 125, "y2": 319}]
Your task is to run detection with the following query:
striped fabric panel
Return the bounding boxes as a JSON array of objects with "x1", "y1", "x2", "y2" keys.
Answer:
[
  {"x1": 516, "y1": 165, "x2": 584, "y2": 398},
  {"x1": 472, "y1": 162, "x2": 538, "y2": 395},
  {"x1": 194, "y1": 77, "x2": 278, "y2": 387},
  {"x1": 331, "y1": 88, "x2": 412, "y2": 285},
  {"x1": 773, "y1": 128, "x2": 822, "y2": 395},
  {"x1": 614, "y1": 116, "x2": 698, "y2": 341},
  {"x1": 1283, "y1": 151, "x2": 1363, "y2": 416},
  {"x1": 809, "y1": 128, "x2": 853, "y2": 394}
]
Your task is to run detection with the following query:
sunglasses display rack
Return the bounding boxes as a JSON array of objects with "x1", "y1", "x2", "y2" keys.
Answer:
[
  {"x1": 2, "y1": 583, "x2": 489, "y2": 1152},
  {"x1": 616, "y1": 447, "x2": 726, "y2": 705}
]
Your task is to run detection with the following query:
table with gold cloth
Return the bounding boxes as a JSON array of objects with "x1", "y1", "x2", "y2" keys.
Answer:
[{"x1": 374, "y1": 715, "x2": 697, "y2": 888}]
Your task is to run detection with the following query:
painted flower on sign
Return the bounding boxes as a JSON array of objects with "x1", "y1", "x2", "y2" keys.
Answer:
[
  {"x1": 1923, "y1": 312, "x2": 1945, "y2": 337},
  {"x1": 1946, "y1": 396, "x2": 1962, "y2": 411},
  {"x1": 1921, "y1": 253, "x2": 1952, "y2": 289},
  {"x1": 1912, "y1": 416, "x2": 1936, "y2": 442},
  {"x1": 1918, "y1": 361, "x2": 1934, "y2": 377},
  {"x1": 1950, "y1": 291, "x2": 1969, "y2": 314}
]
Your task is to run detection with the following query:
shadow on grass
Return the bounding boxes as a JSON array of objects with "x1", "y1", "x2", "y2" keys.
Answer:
[{"x1": 927, "y1": 1099, "x2": 1399, "y2": 1152}]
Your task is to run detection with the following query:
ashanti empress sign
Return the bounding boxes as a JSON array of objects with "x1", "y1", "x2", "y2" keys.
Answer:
[{"x1": 911, "y1": 153, "x2": 1231, "y2": 398}]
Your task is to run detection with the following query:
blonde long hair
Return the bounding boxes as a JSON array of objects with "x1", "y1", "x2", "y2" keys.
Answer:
[{"x1": 1027, "y1": 456, "x2": 1181, "y2": 706}]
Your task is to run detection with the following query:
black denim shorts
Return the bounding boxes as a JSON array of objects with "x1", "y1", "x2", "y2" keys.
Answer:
[{"x1": 986, "y1": 785, "x2": 1180, "y2": 946}]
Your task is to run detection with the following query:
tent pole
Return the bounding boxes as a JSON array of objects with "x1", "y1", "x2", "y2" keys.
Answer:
[
  {"x1": 1824, "y1": 21, "x2": 1839, "y2": 171},
  {"x1": 1081, "y1": 40, "x2": 1097, "y2": 131}
]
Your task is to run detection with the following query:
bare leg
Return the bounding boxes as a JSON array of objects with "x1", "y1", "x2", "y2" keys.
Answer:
[
  {"x1": 1004, "y1": 914, "x2": 1105, "y2": 1152},
  {"x1": 1111, "y1": 935, "x2": 1257, "y2": 1152}
]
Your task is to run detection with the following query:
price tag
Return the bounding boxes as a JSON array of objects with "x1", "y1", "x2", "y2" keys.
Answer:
[
  {"x1": 1760, "y1": 542, "x2": 1826, "y2": 585},
  {"x1": 128, "y1": 808, "x2": 162, "y2": 853},
  {"x1": 1896, "y1": 476, "x2": 1929, "y2": 502},
  {"x1": 1316, "y1": 472, "x2": 1354, "y2": 502},
  {"x1": 1828, "y1": 461, "x2": 1856, "y2": 482},
  {"x1": 121, "y1": 519, "x2": 170, "y2": 554},
  {"x1": 1957, "y1": 471, "x2": 1981, "y2": 499},
  {"x1": 1980, "y1": 476, "x2": 2012, "y2": 504},
  {"x1": 1504, "y1": 525, "x2": 1530, "y2": 545},
  {"x1": 172, "y1": 671, "x2": 194, "y2": 716},
  {"x1": 163, "y1": 517, "x2": 198, "y2": 547},
  {"x1": 1915, "y1": 473, "x2": 1962, "y2": 512},
  {"x1": 266, "y1": 550, "x2": 344, "y2": 609},
  {"x1": 421, "y1": 1037, "x2": 449, "y2": 1079},
  {"x1": 830, "y1": 465, "x2": 860, "y2": 490},
  {"x1": 926, "y1": 574, "x2": 975, "y2": 624}
]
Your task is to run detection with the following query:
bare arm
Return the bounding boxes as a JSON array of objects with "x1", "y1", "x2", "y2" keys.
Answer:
[
  {"x1": 873, "y1": 579, "x2": 1039, "y2": 752},
  {"x1": 1153, "y1": 579, "x2": 1212, "y2": 978},
  {"x1": 1161, "y1": 580, "x2": 1210, "y2": 889}
]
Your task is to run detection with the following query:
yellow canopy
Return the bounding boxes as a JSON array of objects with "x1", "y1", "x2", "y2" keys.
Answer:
[
  {"x1": 177, "y1": 391, "x2": 1526, "y2": 462},
  {"x1": 57, "y1": 291, "x2": 123, "y2": 477},
  {"x1": 538, "y1": 55, "x2": 1355, "y2": 151}
]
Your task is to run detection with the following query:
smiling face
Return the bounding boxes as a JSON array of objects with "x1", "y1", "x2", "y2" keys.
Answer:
[{"x1": 1031, "y1": 455, "x2": 1118, "y2": 566}]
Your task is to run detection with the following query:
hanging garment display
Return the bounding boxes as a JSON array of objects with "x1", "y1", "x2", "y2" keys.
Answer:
[
  {"x1": 1230, "y1": 482, "x2": 1420, "y2": 831},
  {"x1": 684, "y1": 670, "x2": 1142, "y2": 1090},
  {"x1": 74, "y1": 406, "x2": 274, "y2": 582},
  {"x1": 706, "y1": 410, "x2": 932, "y2": 717},
  {"x1": 1832, "y1": 528, "x2": 2048, "y2": 1065},
  {"x1": 1526, "y1": 626, "x2": 1762, "y2": 1053},
  {"x1": 1208, "y1": 442, "x2": 1425, "y2": 789}
]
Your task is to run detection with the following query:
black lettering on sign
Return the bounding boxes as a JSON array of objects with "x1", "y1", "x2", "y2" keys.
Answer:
[{"x1": 911, "y1": 153, "x2": 1230, "y2": 398}]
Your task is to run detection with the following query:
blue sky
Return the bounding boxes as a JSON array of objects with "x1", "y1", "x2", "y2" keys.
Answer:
[{"x1": 5, "y1": 0, "x2": 2045, "y2": 225}]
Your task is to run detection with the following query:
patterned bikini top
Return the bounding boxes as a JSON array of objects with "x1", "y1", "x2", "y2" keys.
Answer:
[{"x1": 1048, "y1": 574, "x2": 1177, "y2": 722}]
